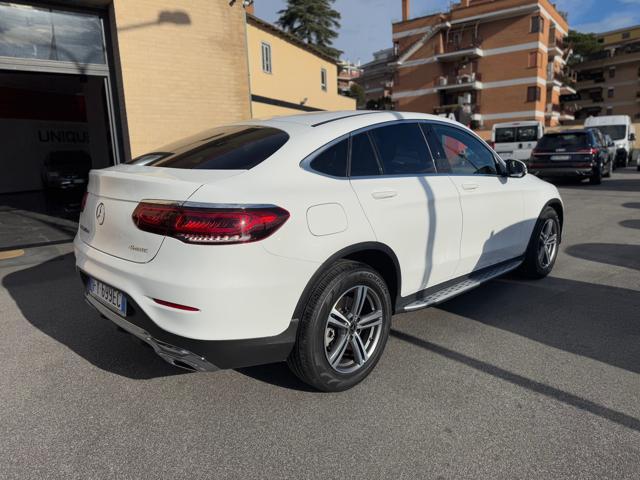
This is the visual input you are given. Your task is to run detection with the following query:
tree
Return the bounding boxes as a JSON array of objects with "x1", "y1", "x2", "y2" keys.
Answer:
[
  {"x1": 349, "y1": 83, "x2": 365, "y2": 107},
  {"x1": 566, "y1": 30, "x2": 602, "y2": 64},
  {"x1": 277, "y1": 0, "x2": 342, "y2": 59}
]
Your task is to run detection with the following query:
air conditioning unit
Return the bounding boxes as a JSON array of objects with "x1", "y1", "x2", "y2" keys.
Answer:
[
  {"x1": 438, "y1": 76, "x2": 448, "y2": 86},
  {"x1": 458, "y1": 93, "x2": 472, "y2": 104}
]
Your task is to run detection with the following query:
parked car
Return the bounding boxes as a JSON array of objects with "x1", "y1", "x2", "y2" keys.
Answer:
[
  {"x1": 586, "y1": 127, "x2": 613, "y2": 173},
  {"x1": 529, "y1": 129, "x2": 613, "y2": 184},
  {"x1": 42, "y1": 150, "x2": 92, "y2": 191},
  {"x1": 603, "y1": 133, "x2": 617, "y2": 170},
  {"x1": 584, "y1": 115, "x2": 636, "y2": 167},
  {"x1": 490, "y1": 120, "x2": 544, "y2": 163},
  {"x1": 75, "y1": 112, "x2": 563, "y2": 392}
]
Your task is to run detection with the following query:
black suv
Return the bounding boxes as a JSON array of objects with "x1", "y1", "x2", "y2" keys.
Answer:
[{"x1": 529, "y1": 129, "x2": 612, "y2": 185}]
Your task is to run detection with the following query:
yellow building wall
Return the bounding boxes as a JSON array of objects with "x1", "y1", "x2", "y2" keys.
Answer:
[
  {"x1": 112, "y1": 0, "x2": 251, "y2": 158},
  {"x1": 600, "y1": 27, "x2": 640, "y2": 46},
  {"x1": 247, "y1": 22, "x2": 355, "y2": 117}
]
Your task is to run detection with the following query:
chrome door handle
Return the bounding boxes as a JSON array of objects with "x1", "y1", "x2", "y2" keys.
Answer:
[
  {"x1": 371, "y1": 190, "x2": 398, "y2": 199},
  {"x1": 461, "y1": 183, "x2": 479, "y2": 191}
]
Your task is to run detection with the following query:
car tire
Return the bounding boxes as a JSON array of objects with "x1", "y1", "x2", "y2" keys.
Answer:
[
  {"x1": 519, "y1": 207, "x2": 560, "y2": 279},
  {"x1": 589, "y1": 164, "x2": 602, "y2": 185},
  {"x1": 288, "y1": 260, "x2": 392, "y2": 392}
]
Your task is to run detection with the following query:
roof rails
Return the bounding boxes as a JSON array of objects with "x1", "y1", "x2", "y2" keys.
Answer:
[{"x1": 311, "y1": 112, "x2": 385, "y2": 127}]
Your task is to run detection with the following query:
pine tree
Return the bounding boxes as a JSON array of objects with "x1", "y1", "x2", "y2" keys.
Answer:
[{"x1": 276, "y1": 0, "x2": 342, "y2": 59}]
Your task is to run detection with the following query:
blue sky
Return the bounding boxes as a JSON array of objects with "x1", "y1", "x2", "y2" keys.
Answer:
[{"x1": 255, "y1": 0, "x2": 640, "y2": 63}]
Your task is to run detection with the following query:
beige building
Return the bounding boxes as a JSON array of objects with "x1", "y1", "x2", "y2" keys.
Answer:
[
  {"x1": 246, "y1": 14, "x2": 355, "y2": 118},
  {"x1": 392, "y1": 0, "x2": 574, "y2": 130},
  {"x1": 0, "y1": 0, "x2": 253, "y2": 195},
  {"x1": 568, "y1": 26, "x2": 640, "y2": 122}
]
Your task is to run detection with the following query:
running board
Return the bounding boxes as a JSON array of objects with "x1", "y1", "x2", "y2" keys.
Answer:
[{"x1": 403, "y1": 259, "x2": 522, "y2": 312}]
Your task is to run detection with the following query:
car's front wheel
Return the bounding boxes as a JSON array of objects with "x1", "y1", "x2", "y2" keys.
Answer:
[
  {"x1": 519, "y1": 207, "x2": 560, "y2": 279},
  {"x1": 288, "y1": 260, "x2": 392, "y2": 392}
]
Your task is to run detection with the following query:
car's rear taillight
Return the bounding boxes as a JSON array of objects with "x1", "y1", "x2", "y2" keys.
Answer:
[
  {"x1": 131, "y1": 202, "x2": 290, "y2": 245},
  {"x1": 577, "y1": 148, "x2": 597, "y2": 155},
  {"x1": 80, "y1": 191, "x2": 88, "y2": 212}
]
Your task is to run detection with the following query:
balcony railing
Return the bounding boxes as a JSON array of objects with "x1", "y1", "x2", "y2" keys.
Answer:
[
  {"x1": 441, "y1": 38, "x2": 483, "y2": 54},
  {"x1": 436, "y1": 72, "x2": 482, "y2": 87}
]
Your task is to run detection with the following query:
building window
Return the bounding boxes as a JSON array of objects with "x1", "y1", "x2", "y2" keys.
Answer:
[
  {"x1": 527, "y1": 86, "x2": 541, "y2": 102},
  {"x1": 606, "y1": 106, "x2": 613, "y2": 115},
  {"x1": 609, "y1": 67, "x2": 616, "y2": 78},
  {"x1": 261, "y1": 42, "x2": 272, "y2": 73},
  {"x1": 531, "y1": 15, "x2": 544, "y2": 33},
  {"x1": 528, "y1": 51, "x2": 540, "y2": 67},
  {"x1": 321, "y1": 68, "x2": 327, "y2": 91},
  {"x1": 597, "y1": 38, "x2": 604, "y2": 43},
  {"x1": 393, "y1": 41, "x2": 399, "y2": 56},
  {"x1": 608, "y1": 87, "x2": 614, "y2": 98},
  {"x1": 622, "y1": 32, "x2": 630, "y2": 40}
]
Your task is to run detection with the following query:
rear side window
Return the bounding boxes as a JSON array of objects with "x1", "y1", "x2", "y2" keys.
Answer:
[
  {"x1": 537, "y1": 133, "x2": 589, "y2": 150},
  {"x1": 310, "y1": 139, "x2": 348, "y2": 177},
  {"x1": 131, "y1": 126, "x2": 289, "y2": 170},
  {"x1": 517, "y1": 126, "x2": 538, "y2": 142},
  {"x1": 350, "y1": 133, "x2": 381, "y2": 176},
  {"x1": 495, "y1": 127, "x2": 515, "y2": 143},
  {"x1": 369, "y1": 123, "x2": 436, "y2": 175},
  {"x1": 428, "y1": 123, "x2": 498, "y2": 175}
]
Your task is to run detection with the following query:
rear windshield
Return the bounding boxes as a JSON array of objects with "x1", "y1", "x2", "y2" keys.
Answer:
[
  {"x1": 495, "y1": 126, "x2": 538, "y2": 143},
  {"x1": 537, "y1": 133, "x2": 589, "y2": 150},
  {"x1": 130, "y1": 125, "x2": 289, "y2": 169}
]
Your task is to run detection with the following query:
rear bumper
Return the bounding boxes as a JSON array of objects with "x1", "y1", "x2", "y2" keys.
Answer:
[
  {"x1": 82, "y1": 273, "x2": 298, "y2": 370},
  {"x1": 529, "y1": 167, "x2": 593, "y2": 178}
]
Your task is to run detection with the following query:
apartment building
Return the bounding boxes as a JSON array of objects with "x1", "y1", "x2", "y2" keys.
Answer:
[
  {"x1": 337, "y1": 60, "x2": 362, "y2": 97},
  {"x1": 392, "y1": 0, "x2": 574, "y2": 130},
  {"x1": 568, "y1": 26, "x2": 640, "y2": 122},
  {"x1": 358, "y1": 48, "x2": 396, "y2": 109},
  {"x1": 246, "y1": 14, "x2": 355, "y2": 118}
]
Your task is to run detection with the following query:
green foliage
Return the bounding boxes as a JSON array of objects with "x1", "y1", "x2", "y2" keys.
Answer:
[
  {"x1": 276, "y1": 0, "x2": 343, "y2": 59},
  {"x1": 349, "y1": 83, "x2": 365, "y2": 106},
  {"x1": 566, "y1": 30, "x2": 602, "y2": 64}
]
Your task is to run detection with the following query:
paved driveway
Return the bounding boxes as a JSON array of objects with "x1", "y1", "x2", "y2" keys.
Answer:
[{"x1": 1, "y1": 169, "x2": 639, "y2": 479}]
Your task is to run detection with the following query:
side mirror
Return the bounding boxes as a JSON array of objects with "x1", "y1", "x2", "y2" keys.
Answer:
[
  {"x1": 629, "y1": 133, "x2": 636, "y2": 141},
  {"x1": 505, "y1": 159, "x2": 527, "y2": 178}
]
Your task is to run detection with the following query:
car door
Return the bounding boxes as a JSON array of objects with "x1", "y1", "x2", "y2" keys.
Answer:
[
  {"x1": 348, "y1": 122, "x2": 462, "y2": 296},
  {"x1": 424, "y1": 122, "x2": 526, "y2": 276}
]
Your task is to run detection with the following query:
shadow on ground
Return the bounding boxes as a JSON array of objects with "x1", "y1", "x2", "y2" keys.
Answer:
[
  {"x1": 2, "y1": 253, "x2": 184, "y2": 379},
  {"x1": 565, "y1": 243, "x2": 640, "y2": 271},
  {"x1": 438, "y1": 275, "x2": 640, "y2": 375}
]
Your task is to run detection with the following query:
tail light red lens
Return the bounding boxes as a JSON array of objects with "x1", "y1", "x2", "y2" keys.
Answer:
[
  {"x1": 80, "y1": 191, "x2": 88, "y2": 212},
  {"x1": 132, "y1": 202, "x2": 290, "y2": 245},
  {"x1": 577, "y1": 148, "x2": 597, "y2": 155}
]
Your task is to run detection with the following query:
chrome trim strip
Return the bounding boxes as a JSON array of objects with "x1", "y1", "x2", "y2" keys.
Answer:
[{"x1": 85, "y1": 295, "x2": 218, "y2": 372}]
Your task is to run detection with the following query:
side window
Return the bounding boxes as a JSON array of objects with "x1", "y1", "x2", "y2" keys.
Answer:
[
  {"x1": 369, "y1": 123, "x2": 436, "y2": 175},
  {"x1": 309, "y1": 139, "x2": 348, "y2": 177},
  {"x1": 261, "y1": 42, "x2": 272, "y2": 74},
  {"x1": 350, "y1": 133, "x2": 381, "y2": 177},
  {"x1": 427, "y1": 123, "x2": 498, "y2": 176}
]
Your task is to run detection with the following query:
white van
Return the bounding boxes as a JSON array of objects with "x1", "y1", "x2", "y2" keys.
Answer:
[
  {"x1": 491, "y1": 121, "x2": 544, "y2": 163},
  {"x1": 584, "y1": 115, "x2": 636, "y2": 167}
]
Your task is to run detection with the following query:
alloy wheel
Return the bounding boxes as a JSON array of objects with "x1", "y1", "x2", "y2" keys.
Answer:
[
  {"x1": 324, "y1": 285, "x2": 384, "y2": 374},
  {"x1": 538, "y1": 218, "x2": 558, "y2": 269}
]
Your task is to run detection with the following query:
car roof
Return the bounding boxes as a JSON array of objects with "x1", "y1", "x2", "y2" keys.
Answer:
[{"x1": 584, "y1": 115, "x2": 631, "y2": 125}]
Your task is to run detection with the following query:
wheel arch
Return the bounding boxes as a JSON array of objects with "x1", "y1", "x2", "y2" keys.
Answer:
[
  {"x1": 292, "y1": 242, "x2": 402, "y2": 320},
  {"x1": 544, "y1": 198, "x2": 564, "y2": 229}
]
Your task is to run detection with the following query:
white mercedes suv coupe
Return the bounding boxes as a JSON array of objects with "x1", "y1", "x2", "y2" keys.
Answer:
[{"x1": 75, "y1": 111, "x2": 563, "y2": 391}]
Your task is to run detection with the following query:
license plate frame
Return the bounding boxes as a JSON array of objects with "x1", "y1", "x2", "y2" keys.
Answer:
[{"x1": 87, "y1": 276, "x2": 127, "y2": 317}]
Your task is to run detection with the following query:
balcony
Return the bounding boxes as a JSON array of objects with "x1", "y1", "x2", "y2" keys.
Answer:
[
  {"x1": 436, "y1": 40, "x2": 484, "y2": 62},
  {"x1": 547, "y1": 38, "x2": 566, "y2": 58},
  {"x1": 435, "y1": 72, "x2": 482, "y2": 91}
]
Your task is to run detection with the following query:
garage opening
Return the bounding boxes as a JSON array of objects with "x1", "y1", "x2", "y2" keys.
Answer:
[{"x1": 0, "y1": 2, "x2": 119, "y2": 253}]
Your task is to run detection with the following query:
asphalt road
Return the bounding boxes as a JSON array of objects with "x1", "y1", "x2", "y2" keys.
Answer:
[{"x1": 1, "y1": 169, "x2": 639, "y2": 479}]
